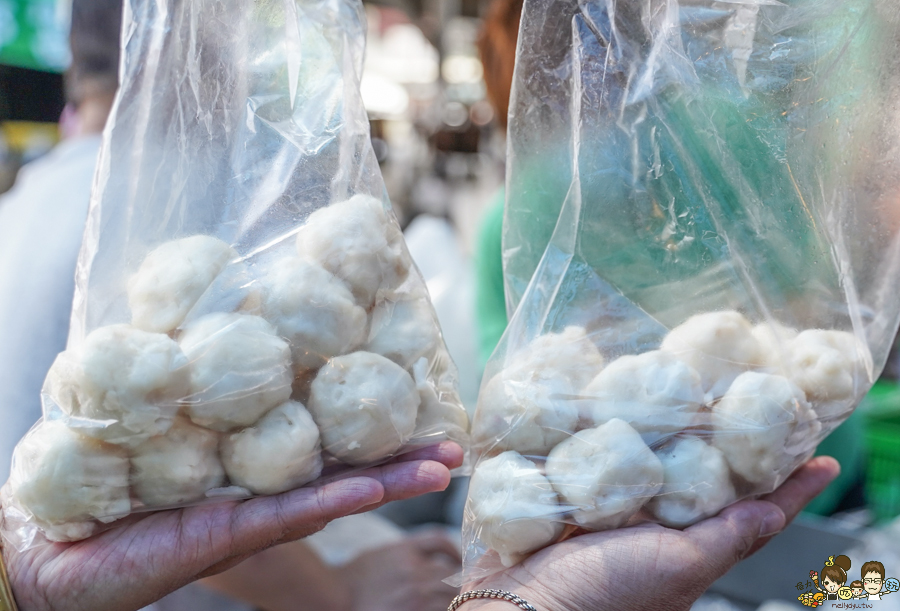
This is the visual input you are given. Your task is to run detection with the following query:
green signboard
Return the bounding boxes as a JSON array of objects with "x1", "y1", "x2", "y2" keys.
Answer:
[{"x1": 0, "y1": 0, "x2": 69, "y2": 72}]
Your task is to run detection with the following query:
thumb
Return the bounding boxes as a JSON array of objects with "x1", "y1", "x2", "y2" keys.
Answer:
[{"x1": 684, "y1": 500, "x2": 786, "y2": 581}]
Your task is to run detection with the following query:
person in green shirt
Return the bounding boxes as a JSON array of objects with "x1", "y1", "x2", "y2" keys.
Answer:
[
  {"x1": 473, "y1": 0, "x2": 520, "y2": 368},
  {"x1": 474, "y1": 188, "x2": 506, "y2": 368}
]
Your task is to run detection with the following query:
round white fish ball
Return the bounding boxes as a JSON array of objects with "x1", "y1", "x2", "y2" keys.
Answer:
[
  {"x1": 183, "y1": 259, "x2": 261, "y2": 325},
  {"x1": 221, "y1": 401, "x2": 323, "y2": 495},
  {"x1": 47, "y1": 325, "x2": 189, "y2": 447},
  {"x1": 788, "y1": 329, "x2": 866, "y2": 419},
  {"x1": 473, "y1": 368, "x2": 579, "y2": 457},
  {"x1": 467, "y1": 451, "x2": 563, "y2": 567},
  {"x1": 752, "y1": 322, "x2": 798, "y2": 372},
  {"x1": 260, "y1": 258, "x2": 367, "y2": 372},
  {"x1": 545, "y1": 418, "x2": 663, "y2": 530},
  {"x1": 365, "y1": 295, "x2": 442, "y2": 369},
  {"x1": 661, "y1": 310, "x2": 764, "y2": 397},
  {"x1": 308, "y1": 351, "x2": 419, "y2": 465},
  {"x1": 711, "y1": 371, "x2": 821, "y2": 488},
  {"x1": 9, "y1": 420, "x2": 131, "y2": 542},
  {"x1": 411, "y1": 355, "x2": 469, "y2": 443},
  {"x1": 131, "y1": 418, "x2": 225, "y2": 507},
  {"x1": 128, "y1": 235, "x2": 238, "y2": 333},
  {"x1": 582, "y1": 350, "x2": 704, "y2": 436},
  {"x1": 647, "y1": 436, "x2": 736, "y2": 528},
  {"x1": 296, "y1": 195, "x2": 411, "y2": 308},
  {"x1": 180, "y1": 313, "x2": 292, "y2": 432},
  {"x1": 505, "y1": 326, "x2": 605, "y2": 390},
  {"x1": 472, "y1": 327, "x2": 603, "y2": 456}
]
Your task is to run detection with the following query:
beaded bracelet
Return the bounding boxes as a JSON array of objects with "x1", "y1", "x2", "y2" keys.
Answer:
[{"x1": 448, "y1": 589, "x2": 538, "y2": 611}]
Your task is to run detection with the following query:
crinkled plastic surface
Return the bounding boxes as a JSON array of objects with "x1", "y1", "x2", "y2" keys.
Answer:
[
  {"x1": 463, "y1": 0, "x2": 900, "y2": 581},
  {"x1": 1, "y1": 0, "x2": 469, "y2": 550}
]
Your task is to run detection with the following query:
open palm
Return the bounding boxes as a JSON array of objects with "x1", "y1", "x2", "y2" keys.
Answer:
[
  {"x1": 467, "y1": 456, "x2": 840, "y2": 611},
  {"x1": 2, "y1": 442, "x2": 464, "y2": 611}
]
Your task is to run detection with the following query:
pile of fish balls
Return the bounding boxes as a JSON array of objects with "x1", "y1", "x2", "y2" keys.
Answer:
[
  {"x1": 468, "y1": 311, "x2": 866, "y2": 566},
  {"x1": 8, "y1": 195, "x2": 468, "y2": 542}
]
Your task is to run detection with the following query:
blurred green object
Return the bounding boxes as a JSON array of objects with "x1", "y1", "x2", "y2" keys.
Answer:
[
  {"x1": 474, "y1": 189, "x2": 507, "y2": 369},
  {"x1": 862, "y1": 380, "x2": 900, "y2": 523},
  {"x1": 0, "y1": 0, "x2": 69, "y2": 72},
  {"x1": 803, "y1": 410, "x2": 864, "y2": 517}
]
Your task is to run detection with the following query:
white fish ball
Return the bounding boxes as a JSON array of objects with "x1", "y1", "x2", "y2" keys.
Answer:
[
  {"x1": 472, "y1": 327, "x2": 603, "y2": 456},
  {"x1": 221, "y1": 401, "x2": 323, "y2": 495},
  {"x1": 473, "y1": 369, "x2": 579, "y2": 457},
  {"x1": 582, "y1": 350, "x2": 704, "y2": 437},
  {"x1": 260, "y1": 258, "x2": 367, "y2": 372},
  {"x1": 467, "y1": 451, "x2": 563, "y2": 567},
  {"x1": 308, "y1": 351, "x2": 419, "y2": 465},
  {"x1": 9, "y1": 420, "x2": 130, "y2": 541},
  {"x1": 545, "y1": 418, "x2": 663, "y2": 530},
  {"x1": 788, "y1": 329, "x2": 866, "y2": 419},
  {"x1": 365, "y1": 295, "x2": 442, "y2": 369},
  {"x1": 128, "y1": 235, "x2": 238, "y2": 333},
  {"x1": 647, "y1": 436, "x2": 736, "y2": 528},
  {"x1": 661, "y1": 310, "x2": 764, "y2": 396},
  {"x1": 180, "y1": 313, "x2": 292, "y2": 432},
  {"x1": 131, "y1": 418, "x2": 226, "y2": 507},
  {"x1": 711, "y1": 371, "x2": 821, "y2": 488},
  {"x1": 411, "y1": 355, "x2": 469, "y2": 443},
  {"x1": 751, "y1": 322, "x2": 798, "y2": 371},
  {"x1": 296, "y1": 195, "x2": 411, "y2": 308},
  {"x1": 47, "y1": 324, "x2": 189, "y2": 447},
  {"x1": 505, "y1": 326, "x2": 605, "y2": 390}
]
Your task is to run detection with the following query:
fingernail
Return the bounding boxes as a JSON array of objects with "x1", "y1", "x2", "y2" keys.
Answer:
[{"x1": 759, "y1": 509, "x2": 785, "y2": 538}]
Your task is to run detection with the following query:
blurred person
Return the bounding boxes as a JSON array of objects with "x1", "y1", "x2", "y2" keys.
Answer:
[
  {"x1": 0, "y1": 2, "x2": 462, "y2": 611},
  {"x1": 0, "y1": 0, "x2": 120, "y2": 484},
  {"x1": 473, "y1": 0, "x2": 522, "y2": 368}
]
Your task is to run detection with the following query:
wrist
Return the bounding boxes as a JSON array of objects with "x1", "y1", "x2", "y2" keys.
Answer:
[
  {"x1": 456, "y1": 602, "x2": 521, "y2": 611},
  {"x1": 453, "y1": 587, "x2": 553, "y2": 611}
]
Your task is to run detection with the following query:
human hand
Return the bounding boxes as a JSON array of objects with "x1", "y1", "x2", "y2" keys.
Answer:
[
  {"x1": 2, "y1": 442, "x2": 463, "y2": 611},
  {"x1": 341, "y1": 529, "x2": 461, "y2": 611},
  {"x1": 464, "y1": 456, "x2": 840, "y2": 611}
]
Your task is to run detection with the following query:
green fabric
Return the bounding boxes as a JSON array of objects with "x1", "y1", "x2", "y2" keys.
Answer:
[
  {"x1": 805, "y1": 381, "x2": 900, "y2": 517},
  {"x1": 857, "y1": 380, "x2": 900, "y2": 522},
  {"x1": 804, "y1": 410, "x2": 865, "y2": 516},
  {"x1": 503, "y1": 0, "x2": 883, "y2": 326},
  {"x1": 474, "y1": 188, "x2": 508, "y2": 368},
  {"x1": 0, "y1": 0, "x2": 69, "y2": 72}
]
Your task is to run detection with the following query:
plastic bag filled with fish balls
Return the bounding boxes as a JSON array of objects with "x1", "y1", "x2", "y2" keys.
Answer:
[
  {"x1": 4, "y1": 215, "x2": 470, "y2": 546},
  {"x1": 0, "y1": 0, "x2": 470, "y2": 552},
  {"x1": 3, "y1": 198, "x2": 470, "y2": 548},
  {"x1": 458, "y1": 0, "x2": 900, "y2": 582},
  {"x1": 463, "y1": 311, "x2": 870, "y2": 574}
]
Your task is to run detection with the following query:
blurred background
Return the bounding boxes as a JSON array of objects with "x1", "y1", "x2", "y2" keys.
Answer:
[
  {"x1": 0, "y1": 0, "x2": 503, "y2": 231},
  {"x1": 2, "y1": 0, "x2": 900, "y2": 609},
  {"x1": 0, "y1": 0, "x2": 499, "y2": 412}
]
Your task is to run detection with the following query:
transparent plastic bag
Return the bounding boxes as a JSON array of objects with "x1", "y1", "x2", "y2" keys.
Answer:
[
  {"x1": 463, "y1": 0, "x2": 900, "y2": 579},
  {"x1": 1, "y1": 0, "x2": 468, "y2": 550}
]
